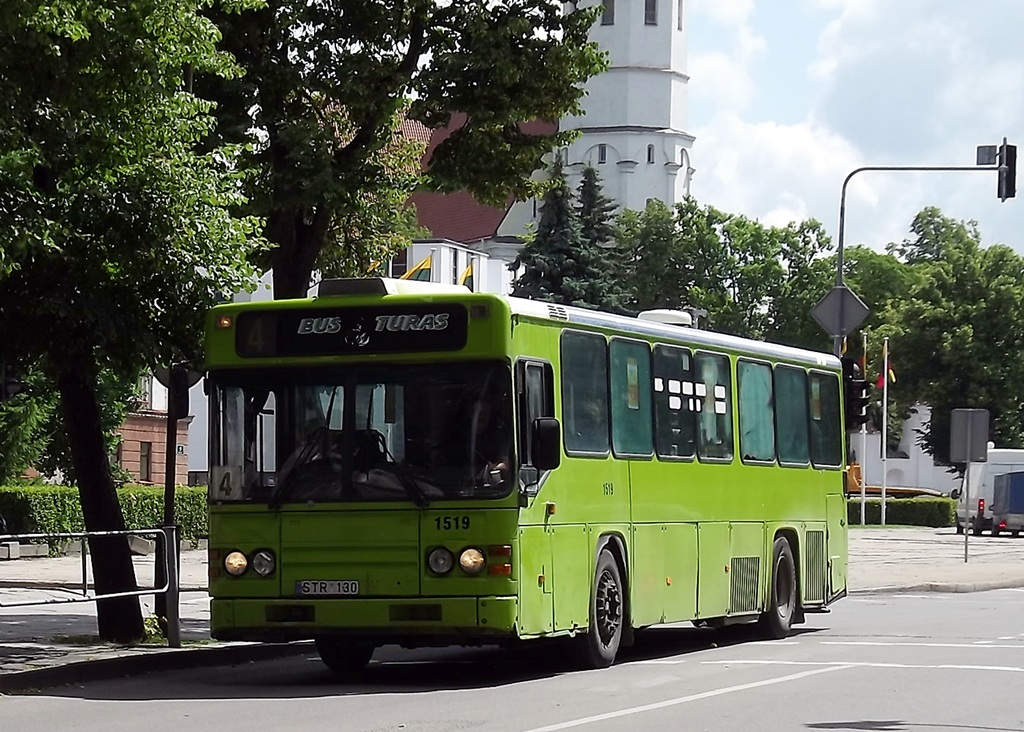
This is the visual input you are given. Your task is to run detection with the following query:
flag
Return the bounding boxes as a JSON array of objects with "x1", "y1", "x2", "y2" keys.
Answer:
[
  {"x1": 459, "y1": 261, "x2": 474, "y2": 291},
  {"x1": 400, "y1": 253, "x2": 432, "y2": 281},
  {"x1": 872, "y1": 366, "x2": 897, "y2": 389}
]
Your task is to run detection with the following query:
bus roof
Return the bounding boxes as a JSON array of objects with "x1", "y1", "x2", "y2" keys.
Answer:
[
  {"x1": 506, "y1": 296, "x2": 840, "y2": 370},
  {"x1": 225, "y1": 278, "x2": 839, "y2": 371}
]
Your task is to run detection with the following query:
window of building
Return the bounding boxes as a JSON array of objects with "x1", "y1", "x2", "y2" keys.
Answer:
[
  {"x1": 677, "y1": 0, "x2": 684, "y2": 30},
  {"x1": 610, "y1": 339, "x2": 653, "y2": 456},
  {"x1": 694, "y1": 352, "x2": 732, "y2": 461},
  {"x1": 601, "y1": 0, "x2": 614, "y2": 25},
  {"x1": 598, "y1": 144, "x2": 607, "y2": 164},
  {"x1": 808, "y1": 371, "x2": 843, "y2": 468},
  {"x1": 774, "y1": 366, "x2": 810, "y2": 465},
  {"x1": 653, "y1": 345, "x2": 696, "y2": 459},
  {"x1": 138, "y1": 374, "x2": 153, "y2": 409},
  {"x1": 561, "y1": 331, "x2": 610, "y2": 455},
  {"x1": 737, "y1": 360, "x2": 776, "y2": 463},
  {"x1": 139, "y1": 441, "x2": 152, "y2": 483},
  {"x1": 647, "y1": 144, "x2": 655, "y2": 164},
  {"x1": 452, "y1": 250, "x2": 460, "y2": 285},
  {"x1": 645, "y1": 0, "x2": 657, "y2": 25}
]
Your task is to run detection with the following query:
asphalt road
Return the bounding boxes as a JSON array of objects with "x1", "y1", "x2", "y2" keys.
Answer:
[{"x1": 5, "y1": 589, "x2": 1024, "y2": 732}]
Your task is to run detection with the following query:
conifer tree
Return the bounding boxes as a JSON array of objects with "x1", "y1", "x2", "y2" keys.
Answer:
[
  {"x1": 510, "y1": 158, "x2": 592, "y2": 306},
  {"x1": 576, "y1": 166, "x2": 631, "y2": 312}
]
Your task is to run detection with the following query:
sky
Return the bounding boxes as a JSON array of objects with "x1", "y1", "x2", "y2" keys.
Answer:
[{"x1": 687, "y1": 0, "x2": 1024, "y2": 253}]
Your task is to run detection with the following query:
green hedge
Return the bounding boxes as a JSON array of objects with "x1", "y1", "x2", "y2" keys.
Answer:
[
  {"x1": 847, "y1": 497, "x2": 956, "y2": 527},
  {"x1": 0, "y1": 484, "x2": 208, "y2": 551}
]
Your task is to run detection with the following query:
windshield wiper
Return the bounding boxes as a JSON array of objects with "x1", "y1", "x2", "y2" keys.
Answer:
[{"x1": 364, "y1": 462, "x2": 431, "y2": 508}]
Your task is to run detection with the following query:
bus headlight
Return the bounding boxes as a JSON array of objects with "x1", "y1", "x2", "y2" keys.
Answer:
[
  {"x1": 427, "y1": 547, "x2": 454, "y2": 576},
  {"x1": 459, "y1": 547, "x2": 486, "y2": 575},
  {"x1": 251, "y1": 550, "x2": 276, "y2": 576},
  {"x1": 224, "y1": 550, "x2": 248, "y2": 576}
]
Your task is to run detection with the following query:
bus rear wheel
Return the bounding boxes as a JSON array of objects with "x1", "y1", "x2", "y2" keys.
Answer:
[
  {"x1": 314, "y1": 637, "x2": 375, "y2": 678},
  {"x1": 759, "y1": 537, "x2": 797, "y2": 639},
  {"x1": 577, "y1": 549, "x2": 624, "y2": 669}
]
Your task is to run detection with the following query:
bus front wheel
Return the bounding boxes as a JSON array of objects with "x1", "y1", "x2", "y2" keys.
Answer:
[
  {"x1": 577, "y1": 549, "x2": 624, "y2": 669},
  {"x1": 315, "y1": 637, "x2": 375, "y2": 678},
  {"x1": 759, "y1": 537, "x2": 797, "y2": 639}
]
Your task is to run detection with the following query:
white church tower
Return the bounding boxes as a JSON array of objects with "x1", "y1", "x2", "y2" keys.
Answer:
[{"x1": 562, "y1": 0, "x2": 695, "y2": 210}]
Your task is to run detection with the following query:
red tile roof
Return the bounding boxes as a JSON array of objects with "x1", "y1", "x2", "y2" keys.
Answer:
[{"x1": 410, "y1": 115, "x2": 557, "y2": 243}]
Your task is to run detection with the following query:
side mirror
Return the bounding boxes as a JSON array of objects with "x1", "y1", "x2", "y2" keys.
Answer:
[
  {"x1": 531, "y1": 417, "x2": 562, "y2": 472},
  {"x1": 950, "y1": 488, "x2": 962, "y2": 500}
]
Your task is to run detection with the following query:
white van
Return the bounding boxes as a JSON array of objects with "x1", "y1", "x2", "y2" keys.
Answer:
[{"x1": 955, "y1": 447, "x2": 1024, "y2": 535}]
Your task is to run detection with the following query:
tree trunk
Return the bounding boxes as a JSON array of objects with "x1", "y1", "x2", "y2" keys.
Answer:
[
  {"x1": 58, "y1": 360, "x2": 145, "y2": 644},
  {"x1": 269, "y1": 207, "x2": 332, "y2": 300}
]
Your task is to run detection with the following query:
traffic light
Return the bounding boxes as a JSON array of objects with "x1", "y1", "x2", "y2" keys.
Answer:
[
  {"x1": 841, "y1": 357, "x2": 869, "y2": 429},
  {"x1": 0, "y1": 361, "x2": 27, "y2": 403},
  {"x1": 999, "y1": 140, "x2": 1017, "y2": 202}
]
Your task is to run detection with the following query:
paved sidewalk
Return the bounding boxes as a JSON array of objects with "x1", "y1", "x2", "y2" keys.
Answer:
[{"x1": 3, "y1": 526, "x2": 1024, "y2": 693}]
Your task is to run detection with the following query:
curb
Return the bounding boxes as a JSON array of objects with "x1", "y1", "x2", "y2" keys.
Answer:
[
  {"x1": 850, "y1": 577, "x2": 1024, "y2": 595},
  {"x1": 0, "y1": 582, "x2": 208, "y2": 592},
  {"x1": 0, "y1": 640, "x2": 313, "y2": 694}
]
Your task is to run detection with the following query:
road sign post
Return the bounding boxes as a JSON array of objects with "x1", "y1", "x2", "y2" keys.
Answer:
[{"x1": 951, "y1": 408, "x2": 990, "y2": 563}]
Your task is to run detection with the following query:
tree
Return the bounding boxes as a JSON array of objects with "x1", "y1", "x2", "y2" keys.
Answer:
[
  {"x1": 510, "y1": 158, "x2": 590, "y2": 305},
  {"x1": 766, "y1": 221, "x2": 834, "y2": 350},
  {"x1": 0, "y1": 0, "x2": 262, "y2": 641},
  {"x1": 882, "y1": 208, "x2": 1024, "y2": 463},
  {"x1": 575, "y1": 166, "x2": 630, "y2": 312},
  {"x1": 619, "y1": 199, "x2": 685, "y2": 313},
  {"x1": 200, "y1": 0, "x2": 608, "y2": 299},
  {"x1": 577, "y1": 166, "x2": 618, "y2": 250}
]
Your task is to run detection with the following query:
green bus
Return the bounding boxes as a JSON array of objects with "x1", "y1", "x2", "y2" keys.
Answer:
[{"x1": 205, "y1": 277, "x2": 849, "y2": 673}]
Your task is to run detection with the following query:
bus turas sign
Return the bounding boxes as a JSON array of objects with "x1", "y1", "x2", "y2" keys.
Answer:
[{"x1": 235, "y1": 304, "x2": 469, "y2": 357}]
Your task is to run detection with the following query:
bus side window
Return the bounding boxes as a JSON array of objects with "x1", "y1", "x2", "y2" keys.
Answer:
[
  {"x1": 653, "y1": 345, "x2": 696, "y2": 459},
  {"x1": 609, "y1": 338, "x2": 653, "y2": 456},
  {"x1": 808, "y1": 371, "x2": 843, "y2": 468},
  {"x1": 560, "y1": 331, "x2": 610, "y2": 456},
  {"x1": 774, "y1": 365, "x2": 810, "y2": 465},
  {"x1": 737, "y1": 360, "x2": 776, "y2": 463},
  {"x1": 517, "y1": 360, "x2": 554, "y2": 480},
  {"x1": 694, "y1": 352, "x2": 733, "y2": 462}
]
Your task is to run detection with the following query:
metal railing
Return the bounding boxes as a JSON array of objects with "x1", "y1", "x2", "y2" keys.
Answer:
[{"x1": 0, "y1": 526, "x2": 181, "y2": 646}]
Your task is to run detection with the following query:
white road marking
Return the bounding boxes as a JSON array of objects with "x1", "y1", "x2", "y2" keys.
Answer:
[
  {"x1": 631, "y1": 659, "x2": 688, "y2": 665},
  {"x1": 518, "y1": 665, "x2": 851, "y2": 732},
  {"x1": 703, "y1": 659, "x2": 1024, "y2": 673},
  {"x1": 974, "y1": 640, "x2": 995, "y2": 645},
  {"x1": 823, "y1": 641, "x2": 1024, "y2": 649}
]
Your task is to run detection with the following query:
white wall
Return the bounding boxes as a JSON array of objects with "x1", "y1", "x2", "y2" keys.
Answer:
[{"x1": 854, "y1": 405, "x2": 960, "y2": 494}]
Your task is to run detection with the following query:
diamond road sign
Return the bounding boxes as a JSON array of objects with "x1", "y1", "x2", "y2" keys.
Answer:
[{"x1": 811, "y1": 285, "x2": 870, "y2": 337}]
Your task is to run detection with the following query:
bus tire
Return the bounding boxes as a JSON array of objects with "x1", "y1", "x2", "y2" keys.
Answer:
[
  {"x1": 759, "y1": 537, "x2": 797, "y2": 639},
  {"x1": 577, "y1": 549, "x2": 624, "y2": 668},
  {"x1": 315, "y1": 637, "x2": 375, "y2": 678}
]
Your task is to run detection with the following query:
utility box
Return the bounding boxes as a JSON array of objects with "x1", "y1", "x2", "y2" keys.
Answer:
[{"x1": 991, "y1": 471, "x2": 1024, "y2": 536}]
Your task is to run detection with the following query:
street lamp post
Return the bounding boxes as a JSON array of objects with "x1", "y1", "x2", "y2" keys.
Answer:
[{"x1": 831, "y1": 155, "x2": 1007, "y2": 356}]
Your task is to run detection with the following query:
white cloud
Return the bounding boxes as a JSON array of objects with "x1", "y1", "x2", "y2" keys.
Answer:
[{"x1": 689, "y1": 0, "x2": 1024, "y2": 253}]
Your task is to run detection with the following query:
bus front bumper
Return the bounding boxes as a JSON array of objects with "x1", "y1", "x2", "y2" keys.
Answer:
[{"x1": 211, "y1": 596, "x2": 519, "y2": 644}]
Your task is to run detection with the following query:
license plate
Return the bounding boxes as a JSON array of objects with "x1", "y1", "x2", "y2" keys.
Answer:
[{"x1": 295, "y1": 580, "x2": 360, "y2": 596}]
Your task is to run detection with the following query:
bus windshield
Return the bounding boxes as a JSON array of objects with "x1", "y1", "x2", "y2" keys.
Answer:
[{"x1": 208, "y1": 362, "x2": 514, "y2": 505}]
